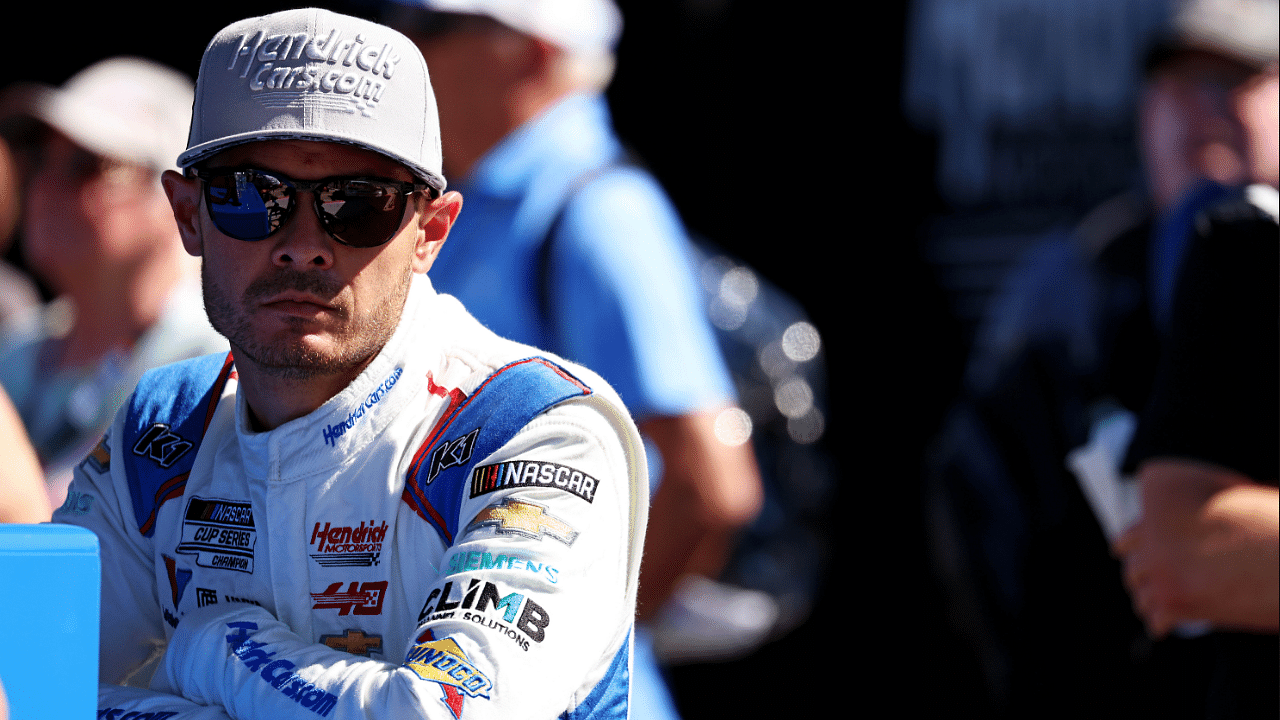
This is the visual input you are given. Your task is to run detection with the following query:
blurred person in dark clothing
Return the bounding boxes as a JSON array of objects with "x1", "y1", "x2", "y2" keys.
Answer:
[
  {"x1": 1116, "y1": 174, "x2": 1277, "y2": 720},
  {"x1": 925, "y1": 0, "x2": 1277, "y2": 716}
]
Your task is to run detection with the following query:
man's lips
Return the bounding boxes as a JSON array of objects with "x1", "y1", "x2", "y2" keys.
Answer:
[
  {"x1": 260, "y1": 294, "x2": 338, "y2": 318},
  {"x1": 243, "y1": 270, "x2": 346, "y2": 320}
]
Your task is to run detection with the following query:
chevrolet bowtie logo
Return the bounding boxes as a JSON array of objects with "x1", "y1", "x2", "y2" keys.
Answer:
[
  {"x1": 321, "y1": 629, "x2": 383, "y2": 656},
  {"x1": 466, "y1": 498, "x2": 578, "y2": 546}
]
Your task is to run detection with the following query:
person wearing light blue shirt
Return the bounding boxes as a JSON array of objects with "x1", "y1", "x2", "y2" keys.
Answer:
[
  {"x1": 385, "y1": 2, "x2": 765, "y2": 717},
  {"x1": 430, "y1": 93, "x2": 734, "y2": 421}
]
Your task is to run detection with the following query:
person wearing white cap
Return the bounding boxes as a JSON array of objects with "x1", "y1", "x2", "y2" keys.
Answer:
[
  {"x1": 379, "y1": 3, "x2": 765, "y2": 716},
  {"x1": 53, "y1": 8, "x2": 649, "y2": 720},
  {"x1": 0, "y1": 56, "x2": 227, "y2": 506}
]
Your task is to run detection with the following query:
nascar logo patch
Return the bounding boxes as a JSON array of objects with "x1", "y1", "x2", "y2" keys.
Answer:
[{"x1": 469, "y1": 460, "x2": 598, "y2": 503}]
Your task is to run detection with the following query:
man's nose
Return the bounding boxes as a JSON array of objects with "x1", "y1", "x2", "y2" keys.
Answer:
[{"x1": 270, "y1": 194, "x2": 335, "y2": 269}]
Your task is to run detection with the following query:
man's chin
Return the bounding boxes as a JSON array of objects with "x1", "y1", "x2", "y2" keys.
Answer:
[{"x1": 232, "y1": 338, "x2": 373, "y2": 381}]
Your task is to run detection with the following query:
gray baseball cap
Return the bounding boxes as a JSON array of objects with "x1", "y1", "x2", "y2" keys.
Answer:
[
  {"x1": 1148, "y1": 0, "x2": 1279, "y2": 71},
  {"x1": 179, "y1": 7, "x2": 446, "y2": 193}
]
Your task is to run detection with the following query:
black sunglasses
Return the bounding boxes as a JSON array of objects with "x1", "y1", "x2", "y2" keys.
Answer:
[{"x1": 193, "y1": 167, "x2": 434, "y2": 248}]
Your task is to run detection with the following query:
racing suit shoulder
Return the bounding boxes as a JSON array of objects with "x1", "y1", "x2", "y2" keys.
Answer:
[
  {"x1": 120, "y1": 352, "x2": 235, "y2": 538},
  {"x1": 53, "y1": 351, "x2": 235, "y2": 685},
  {"x1": 388, "y1": 321, "x2": 647, "y2": 718},
  {"x1": 402, "y1": 355, "x2": 596, "y2": 545}
]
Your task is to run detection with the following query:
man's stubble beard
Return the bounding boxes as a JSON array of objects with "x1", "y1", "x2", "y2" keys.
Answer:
[{"x1": 202, "y1": 259, "x2": 411, "y2": 381}]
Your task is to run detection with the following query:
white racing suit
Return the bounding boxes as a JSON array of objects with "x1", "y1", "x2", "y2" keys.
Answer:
[{"x1": 57, "y1": 276, "x2": 648, "y2": 720}]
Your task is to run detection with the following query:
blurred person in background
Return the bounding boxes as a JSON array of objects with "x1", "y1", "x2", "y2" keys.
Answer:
[
  {"x1": 0, "y1": 57, "x2": 227, "y2": 506},
  {"x1": 0, "y1": 134, "x2": 53, "y2": 524},
  {"x1": 1116, "y1": 4, "x2": 1278, "y2": 710},
  {"x1": 1138, "y1": 0, "x2": 1279, "y2": 335},
  {"x1": 0, "y1": 386, "x2": 52, "y2": 523},
  {"x1": 1116, "y1": 173, "x2": 1277, "y2": 718},
  {"x1": 925, "y1": 0, "x2": 1277, "y2": 716},
  {"x1": 0, "y1": 136, "x2": 41, "y2": 341},
  {"x1": 382, "y1": 1, "x2": 764, "y2": 717}
]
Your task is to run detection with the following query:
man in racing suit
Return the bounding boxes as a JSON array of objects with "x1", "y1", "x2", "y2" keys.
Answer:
[{"x1": 53, "y1": 8, "x2": 647, "y2": 720}]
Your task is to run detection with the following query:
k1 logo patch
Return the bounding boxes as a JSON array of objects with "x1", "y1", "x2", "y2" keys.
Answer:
[
  {"x1": 426, "y1": 428, "x2": 480, "y2": 484},
  {"x1": 133, "y1": 423, "x2": 193, "y2": 469}
]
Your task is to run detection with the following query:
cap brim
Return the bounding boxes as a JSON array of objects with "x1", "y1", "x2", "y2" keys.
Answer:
[{"x1": 178, "y1": 132, "x2": 447, "y2": 193}]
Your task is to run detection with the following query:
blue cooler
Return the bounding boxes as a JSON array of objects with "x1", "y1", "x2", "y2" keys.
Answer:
[{"x1": 0, "y1": 524, "x2": 99, "y2": 719}]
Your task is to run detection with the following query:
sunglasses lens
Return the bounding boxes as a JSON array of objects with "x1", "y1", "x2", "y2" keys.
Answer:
[
  {"x1": 205, "y1": 171, "x2": 293, "y2": 241},
  {"x1": 201, "y1": 170, "x2": 413, "y2": 247},
  {"x1": 317, "y1": 180, "x2": 409, "y2": 248}
]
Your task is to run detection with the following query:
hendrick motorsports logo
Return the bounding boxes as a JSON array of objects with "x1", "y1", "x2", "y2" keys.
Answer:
[
  {"x1": 175, "y1": 497, "x2": 257, "y2": 573},
  {"x1": 309, "y1": 520, "x2": 388, "y2": 567}
]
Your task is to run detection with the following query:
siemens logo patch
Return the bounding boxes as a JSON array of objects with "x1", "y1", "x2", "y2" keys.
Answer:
[
  {"x1": 470, "y1": 460, "x2": 599, "y2": 503},
  {"x1": 175, "y1": 497, "x2": 256, "y2": 573},
  {"x1": 446, "y1": 550, "x2": 560, "y2": 584},
  {"x1": 322, "y1": 367, "x2": 401, "y2": 446},
  {"x1": 225, "y1": 621, "x2": 337, "y2": 716}
]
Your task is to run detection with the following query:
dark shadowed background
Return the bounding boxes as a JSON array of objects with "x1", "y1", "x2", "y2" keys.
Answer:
[{"x1": 7, "y1": 2, "x2": 1167, "y2": 714}]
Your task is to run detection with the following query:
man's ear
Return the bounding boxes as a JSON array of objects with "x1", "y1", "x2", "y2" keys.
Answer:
[
  {"x1": 412, "y1": 190, "x2": 463, "y2": 274},
  {"x1": 162, "y1": 169, "x2": 203, "y2": 257}
]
